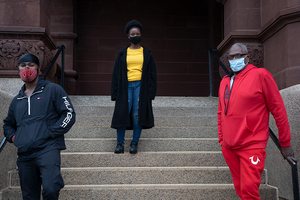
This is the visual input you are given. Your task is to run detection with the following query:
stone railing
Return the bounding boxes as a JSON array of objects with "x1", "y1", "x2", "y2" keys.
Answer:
[
  {"x1": 0, "y1": 90, "x2": 18, "y2": 191},
  {"x1": 267, "y1": 84, "x2": 300, "y2": 200}
]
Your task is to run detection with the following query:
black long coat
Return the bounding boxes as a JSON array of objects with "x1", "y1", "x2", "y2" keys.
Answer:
[{"x1": 111, "y1": 46, "x2": 157, "y2": 129}]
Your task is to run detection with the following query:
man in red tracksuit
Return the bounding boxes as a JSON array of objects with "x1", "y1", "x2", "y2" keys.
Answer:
[{"x1": 217, "y1": 43, "x2": 297, "y2": 199}]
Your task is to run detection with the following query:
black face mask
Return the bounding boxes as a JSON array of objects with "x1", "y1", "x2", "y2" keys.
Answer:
[{"x1": 129, "y1": 36, "x2": 141, "y2": 44}]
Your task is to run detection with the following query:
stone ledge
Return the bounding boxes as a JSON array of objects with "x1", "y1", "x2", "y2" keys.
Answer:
[
  {"x1": 267, "y1": 84, "x2": 300, "y2": 200},
  {"x1": 1, "y1": 184, "x2": 278, "y2": 200},
  {"x1": 217, "y1": 5, "x2": 300, "y2": 52},
  {"x1": 0, "y1": 26, "x2": 56, "y2": 50},
  {"x1": 0, "y1": 78, "x2": 23, "y2": 96}
]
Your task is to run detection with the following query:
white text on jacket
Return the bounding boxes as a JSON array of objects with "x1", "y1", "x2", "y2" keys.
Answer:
[{"x1": 61, "y1": 96, "x2": 73, "y2": 128}]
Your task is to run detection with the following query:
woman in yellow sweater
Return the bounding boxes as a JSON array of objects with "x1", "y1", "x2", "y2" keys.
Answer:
[{"x1": 111, "y1": 20, "x2": 157, "y2": 154}]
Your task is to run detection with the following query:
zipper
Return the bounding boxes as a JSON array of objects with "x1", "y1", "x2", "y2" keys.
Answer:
[
  {"x1": 224, "y1": 79, "x2": 234, "y2": 116},
  {"x1": 28, "y1": 96, "x2": 31, "y2": 115},
  {"x1": 17, "y1": 88, "x2": 44, "y2": 116}
]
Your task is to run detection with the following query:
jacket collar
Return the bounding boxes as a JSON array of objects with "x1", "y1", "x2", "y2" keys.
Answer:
[
  {"x1": 118, "y1": 47, "x2": 128, "y2": 55},
  {"x1": 18, "y1": 78, "x2": 48, "y2": 98},
  {"x1": 225, "y1": 64, "x2": 256, "y2": 79}
]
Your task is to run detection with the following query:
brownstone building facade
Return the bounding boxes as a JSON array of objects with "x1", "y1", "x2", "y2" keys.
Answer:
[
  {"x1": 217, "y1": 0, "x2": 300, "y2": 91},
  {"x1": 0, "y1": 0, "x2": 299, "y2": 96},
  {"x1": 74, "y1": 0, "x2": 222, "y2": 96},
  {"x1": 0, "y1": 1, "x2": 300, "y2": 199}
]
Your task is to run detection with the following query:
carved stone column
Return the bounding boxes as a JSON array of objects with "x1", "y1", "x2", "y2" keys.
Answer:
[
  {"x1": 50, "y1": 0, "x2": 78, "y2": 94},
  {"x1": 0, "y1": 0, "x2": 57, "y2": 78},
  {"x1": 0, "y1": 0, "x2": 78, "y2": 94},
  {"x1": 216, "y1": 0, "x2": 263, "y2": 78}
]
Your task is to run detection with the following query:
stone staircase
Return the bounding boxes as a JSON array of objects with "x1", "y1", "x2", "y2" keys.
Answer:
[{"x1": 1, "y1": 96, "x2": 278, "y2": 199}]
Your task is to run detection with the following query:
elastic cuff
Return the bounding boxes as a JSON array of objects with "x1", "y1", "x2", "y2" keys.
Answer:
[
  {"x1": 280, "y1": 141, "x2": 291, "y2": 148},
  {"x1": 11, "y1": 135, "x2": 15, "y2": 143}
]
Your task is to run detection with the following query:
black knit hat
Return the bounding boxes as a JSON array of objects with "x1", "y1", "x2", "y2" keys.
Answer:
[
  {"x1": 125, "y1": 20, "x2": 143, "y2": 34},
  {"x1": 19, "y1": 53, "x2": 40, "y2": 66}
]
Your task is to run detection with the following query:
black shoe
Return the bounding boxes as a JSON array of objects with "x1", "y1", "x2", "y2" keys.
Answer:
[
  {"x1": 129, "y1": 141, "x2": 138, "y2": 154},
  {"x1": 114, "y1": 141, "x2": 124, "y2": 154}
]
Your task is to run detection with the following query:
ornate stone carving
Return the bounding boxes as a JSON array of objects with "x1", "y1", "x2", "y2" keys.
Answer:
[
  {"x1": 218, "y1": 43, "x2": 264, "y2": 78},
  {"x1": 0, "y1": 39, "x2": 53, "y2": 72},
  {"x1": 0, "y1": 40, "x2": 25, "y2": 69},
  {"x1": 35, "y1": 41, "x2": 53, "y2": 73},
  {"x1": 246, "y1": 43, "x2": 264, "y2": 69}
]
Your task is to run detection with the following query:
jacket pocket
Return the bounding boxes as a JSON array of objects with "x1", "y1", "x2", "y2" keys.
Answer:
[
  {"x1": 222, "y1": 116, "x2": 253, "y2": 148},
  {"x1": 14, "y1": 121, "x2": 50, "y2": 153}
]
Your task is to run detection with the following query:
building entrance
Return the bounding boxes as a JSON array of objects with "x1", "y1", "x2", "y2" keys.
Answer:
[{"x1": 75, "y1": 0, "x2": 223, "y2": 96}]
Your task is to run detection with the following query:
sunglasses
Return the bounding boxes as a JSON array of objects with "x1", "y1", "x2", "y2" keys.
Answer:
[{"x1": 227, "y1": 54, "x2": 247, "y2": 60}]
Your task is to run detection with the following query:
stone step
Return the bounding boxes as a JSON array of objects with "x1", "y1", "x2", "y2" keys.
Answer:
[
  {"x1": 64, "y1": 138, "x2": 221, "y2": 152},
  {"x1": 75, "y1": 116, "x2": 217, "y2": 127},
  {"x1": 8, "y1": 167, "x2": 267, "y2": 186},
  {"x1": 66, "y1": 126, "x2": 218, "y2": 139},
  {"x1": 69, "y1": 96, "x2": 219, "y2": 108},
  {"x1": 74, "y1": 106, "x2": 218, "y2": 116},
  {"x1": 1, "y1": 184, "x2": 278, "y2": 200},
  {"x1": 60, "y1": 151, "x2": 226, "y2": 168}
]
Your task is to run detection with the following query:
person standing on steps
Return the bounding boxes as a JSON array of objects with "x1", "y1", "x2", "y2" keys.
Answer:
[
  {"x1": 3, "y1": 53, "x2": 76, "y2": 200},
  {"x1": 217, "y1": 43, "x2": 297, "y2": 200},
  {"x1": 111, "y1": 20, "x2": 157, "y2": 154}
]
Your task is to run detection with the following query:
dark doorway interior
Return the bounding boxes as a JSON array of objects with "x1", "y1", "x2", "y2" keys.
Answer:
[{"x1": 74, "y1": 0, "x2": 223, "y2": 96}]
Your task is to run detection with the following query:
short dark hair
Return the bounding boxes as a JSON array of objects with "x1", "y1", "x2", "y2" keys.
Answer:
[{"x1": 125, "y1": 20, "x2": 143, "y2": 34}]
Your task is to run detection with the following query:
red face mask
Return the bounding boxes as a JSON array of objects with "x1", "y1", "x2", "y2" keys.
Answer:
[{"x1": 19, "y1": 68, "x2": 38, "y2": 83}]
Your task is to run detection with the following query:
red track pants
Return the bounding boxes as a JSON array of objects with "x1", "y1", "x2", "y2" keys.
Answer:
[{"x1": 222, "y1": 146, "x2": 266, "y2": 200}]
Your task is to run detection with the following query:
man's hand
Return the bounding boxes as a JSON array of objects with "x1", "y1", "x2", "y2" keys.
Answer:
[{"x1": 280, "y1": 146, "x2": 297, "y2": 164}]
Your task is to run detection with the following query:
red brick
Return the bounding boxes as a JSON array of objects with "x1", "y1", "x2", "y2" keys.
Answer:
[
  {"x1": 77, "y1": 74, "x2": 112, "y2": 82},
  {"x1": 156, "y1": 62, "x2": 188, "y2": 74},
  {"x1": 157, "y1": 82, "x2": 210, "y2": 96},
  {"x1": 74, "y1": 0, "x2": 222, "y2": 96},
  {"x1": 157, "y1": 74, "x2": 208, "y2": 82},
  {"x1": 75, "y1": 62, "x2": 98, "y2": 73},
  {"x1": 77, "y1": 81, "x2": 111, "y2": 95}
]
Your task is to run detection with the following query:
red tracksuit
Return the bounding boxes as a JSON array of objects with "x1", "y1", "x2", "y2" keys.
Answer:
[{"x1": 217, "y1": 64, "x2": 291, "y2": 199}]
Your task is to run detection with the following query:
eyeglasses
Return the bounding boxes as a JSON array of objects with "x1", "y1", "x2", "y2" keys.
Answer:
[{"x1": 227, "y1": 54, "x2": 247, "y2": 60}]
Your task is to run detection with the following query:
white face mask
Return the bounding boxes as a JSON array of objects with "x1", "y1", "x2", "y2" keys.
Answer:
[{"x1": 229, "y1": 57, "x2": 247, "y2": 72}]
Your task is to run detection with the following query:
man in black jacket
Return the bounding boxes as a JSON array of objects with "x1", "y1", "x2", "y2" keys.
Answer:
[{"x1": 3, "y1": 53, "x2": 76, "y2": 200}]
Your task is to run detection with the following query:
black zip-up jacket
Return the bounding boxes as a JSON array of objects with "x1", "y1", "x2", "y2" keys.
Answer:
[{"x1": 3, "y1": 78, "x2": 76, "y2": 161}]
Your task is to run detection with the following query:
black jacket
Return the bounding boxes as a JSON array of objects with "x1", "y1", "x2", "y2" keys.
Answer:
[
  {"x1": 3, "y1": 78, "x2": 76, "y2": 161},
  {"x1": 111, "y1": 46, "x2": 157, "y2": 129}
]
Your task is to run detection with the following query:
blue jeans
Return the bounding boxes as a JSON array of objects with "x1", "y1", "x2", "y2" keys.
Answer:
[{"x1": 117, "y1": 80, "x2": 142, "y2": 144}]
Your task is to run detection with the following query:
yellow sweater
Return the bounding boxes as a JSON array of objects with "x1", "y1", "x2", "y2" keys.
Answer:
[{"x1": 127, "y1": 47, "x2": 143, "y2": 81}]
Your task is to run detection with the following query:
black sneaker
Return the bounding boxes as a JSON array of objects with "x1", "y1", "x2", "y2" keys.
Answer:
[
  {"x1": 129, "y1": 141, "x2": 138, "y2": 154},
  {"x1": 114, "y1": 141, "x2": 124, "y2": 154}
]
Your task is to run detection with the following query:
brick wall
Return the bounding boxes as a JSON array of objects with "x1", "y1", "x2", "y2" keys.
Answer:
[{"x1": 75, "y1": 0, "x2": 223, "y2": 96}]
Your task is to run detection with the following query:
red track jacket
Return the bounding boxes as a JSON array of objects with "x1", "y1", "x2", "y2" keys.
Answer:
[{"x1": 217, "y1": 64, "x2": 291, "y2": 150}]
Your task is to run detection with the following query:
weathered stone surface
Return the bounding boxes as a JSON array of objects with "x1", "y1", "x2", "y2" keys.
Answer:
[
  {"x1": 267, "y1": 84, "x2": 300, "y2": 200},
  {"x1": 0, "y1": 95, "x2": 279, "y2": 200},
  {"x1": 2, "y1": 184, "x2": 277, "y2": 200},
  {"x1": 0, "y1": 90, "x2": 17, "y2": 191}
]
